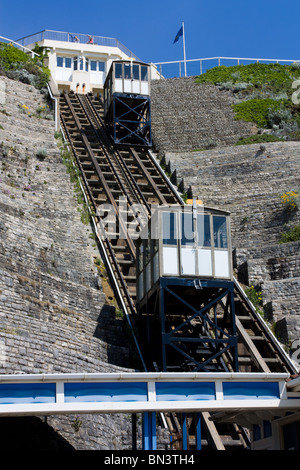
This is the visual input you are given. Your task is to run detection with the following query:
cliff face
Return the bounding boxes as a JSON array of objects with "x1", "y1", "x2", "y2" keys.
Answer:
[
  {"x1": 151, "y1": 77, "x2": 300, "y2": 344},
  {"x1": 0, "y1": 76, "x2": 133, "y2": 449},
  {"x1": 150, "y1": 77, "x2": 254, "y2": 152}
]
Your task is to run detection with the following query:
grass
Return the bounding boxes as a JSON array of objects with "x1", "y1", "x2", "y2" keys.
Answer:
[
  {"x1": 280, "y1": 225, "x2": 300, "y2": 243},
  {"x1": 235, "y1": 133, "x2": 284, "y2": 145},
  {"x1": 233, "y1": 98, "x2": 288, "y2": 128}
]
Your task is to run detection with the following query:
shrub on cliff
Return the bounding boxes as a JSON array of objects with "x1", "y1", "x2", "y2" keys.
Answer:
[
  {"x1": 233, "y1": 98, "x2": 289, "y2": 128},
  {"x1": 0, "y1": 43, "x2": 50, "y2": 90}
]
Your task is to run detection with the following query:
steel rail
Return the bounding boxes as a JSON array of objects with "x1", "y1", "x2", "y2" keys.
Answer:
[
  {"x1": 60, "y1": 113, "x2": 137, "y2": 319},
  {"x1": 84, "y1": 95, "x2": 152, "y2": 213},
  {"x1": 79, "y1": 94, "x2": 151, "y2": 231},
  {"x1": 63, "y1": 91, "x2": 136, "y2": 259}
]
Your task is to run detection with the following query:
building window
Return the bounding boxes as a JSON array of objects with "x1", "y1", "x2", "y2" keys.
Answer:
[
  {"x1": 90, "y1": 60, "x2": 105, "y2": 72},
  {"x1": 57, "y1": 57, "x2": 73, "y2": 68}
]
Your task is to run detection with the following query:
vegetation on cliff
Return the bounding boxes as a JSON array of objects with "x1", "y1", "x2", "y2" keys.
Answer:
[
  {"x1": 196, "y1": 63, "x2": 300, "y2": 143},
  {"x1": 0, "y1": 42, "x2": 50, "y2": 90}
]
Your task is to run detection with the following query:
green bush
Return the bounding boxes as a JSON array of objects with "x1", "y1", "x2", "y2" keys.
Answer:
[
  {"x1": 0, "y1": 43, "x2": 50, "y2": 90},
  {"x1": 233, "y1": 98, "x2": 287, "y2": 128},
  {"x1": 235, "y1": 133, "x2": 284, "y2": 145},
  {"x1": 280, "y1": 225, "x2": 300, "y2": 243},
  {"x1": 0, "y1": 43, "x2": 29, "y2": 69}
]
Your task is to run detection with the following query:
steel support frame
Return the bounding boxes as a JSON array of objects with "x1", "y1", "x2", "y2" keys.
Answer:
[
  {"x1": 142, "y1": 412, "x2": 156, "y2": 450},
  {"x1": 159, "y1": 278, "x2": 239, "y2": 372},
  {"x1": 112, "y1": 93, "x2": 152, "y2": 147}
]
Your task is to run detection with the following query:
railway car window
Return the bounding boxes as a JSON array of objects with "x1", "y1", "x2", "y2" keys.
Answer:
[
  {"x1": 181, "y1": 213, "x2": 194, "y2": 245},
  {"x1": 65, "y1": 58, "x2": 72, "y2": 68},
  {"x1": 162, "y1": 212, "x2": 177, "y2": 245},
  {"x1": 115, "y1": 63, "x2": 123, "y2": 78},
  {"x1": 124, "y1": 64, "x2": 131, "y2": 79},
  {"x1": 197, "y1": 214, "x2": 211, "y2": 247},
  {"x1": 57, "y1": 57, "x2": 64, "y2": 67},
  {"x1": 141, "y1": 66, "x2": 148, "y2": 81},
  {"x1": 133, "y1": 64, "x2": 139, "y2": 80},
  {"x1": 213, "y1": 216, "x2": 228, "y2": 249}
]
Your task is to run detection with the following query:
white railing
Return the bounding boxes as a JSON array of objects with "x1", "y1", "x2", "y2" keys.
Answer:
[
  {"x1": 0, "y1": 35, "x2": 39, "y2": 58},
  {"x1": 154, "y1": 56, "x2": 300, "y2": 79}
]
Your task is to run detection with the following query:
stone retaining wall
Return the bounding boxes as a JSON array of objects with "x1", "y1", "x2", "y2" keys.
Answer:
[
  {"x1": 0, "y1": 76, "x2": 140, "y2": 449},
  {"x1": 150, "y1": 77, "x2": 300, "y2": 342},
  {"x1": 151, "y1": 77, "x2": 254, "y2": 152}
]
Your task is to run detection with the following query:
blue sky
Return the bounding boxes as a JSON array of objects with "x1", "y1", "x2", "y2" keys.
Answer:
[{"x1": 1, "y1": 0, "x2": 299, "y2": 65}]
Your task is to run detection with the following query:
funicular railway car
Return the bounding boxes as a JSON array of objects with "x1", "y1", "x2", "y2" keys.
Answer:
[
  {"x1": 103, "y1": 60, "x2": 152, "y2": 147},
  {"x1": 136, "y1": 201, "x2": 239, "y2": 373}
]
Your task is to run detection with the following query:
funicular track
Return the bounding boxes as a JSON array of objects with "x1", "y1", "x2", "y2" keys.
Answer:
[{"x1": 59, "y1": 91, "x2": 297, "y2": 451}]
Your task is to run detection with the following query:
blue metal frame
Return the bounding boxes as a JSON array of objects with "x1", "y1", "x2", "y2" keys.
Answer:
[
  {"x1": 142, "y1": 412, "x2": 156, "y2": 450},
  {"x1": 158, "y1": 277, "x2": 239, "y2": 372},
  {"x1": 111, "y1": 93, "x2": 152, "y2": 147}
]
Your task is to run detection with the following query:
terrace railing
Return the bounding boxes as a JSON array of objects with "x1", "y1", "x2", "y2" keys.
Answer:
[{"x1": 16, "y1": 30, "x2": 141, "y2": 61}]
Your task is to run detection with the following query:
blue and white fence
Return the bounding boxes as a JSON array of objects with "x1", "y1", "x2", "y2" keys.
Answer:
[
  {"x1": 0, "y1": 371, "x2": 298, "y2": 415},
  {"x1": 0, "y1": 371, "x2": 299, "y2": 450}
]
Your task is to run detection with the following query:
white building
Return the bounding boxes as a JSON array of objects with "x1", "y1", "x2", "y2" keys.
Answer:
[{"x1": 17, "y1": 30, "x2": 160, "y2": 95}]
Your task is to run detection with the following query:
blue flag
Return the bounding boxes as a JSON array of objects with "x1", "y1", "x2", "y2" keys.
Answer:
[{"x1": 173, "y1": 26, "x2": 183, "y2": 44}]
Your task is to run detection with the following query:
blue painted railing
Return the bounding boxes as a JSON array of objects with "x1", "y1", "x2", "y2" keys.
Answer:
[{"x1": 0, "y1": 372, "x2": 298, "y2": 450}]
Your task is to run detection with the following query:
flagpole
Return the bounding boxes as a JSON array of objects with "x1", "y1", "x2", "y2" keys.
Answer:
[{"x1": 182, "y1": 21, "x2": 187, "y2": 77}]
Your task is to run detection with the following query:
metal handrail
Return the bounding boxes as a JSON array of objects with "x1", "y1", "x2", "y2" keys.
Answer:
[
  {"x1": 233, "y1": 277, "x2": 298, "y2": 375},
  {"x1": 154, "y1": 56, "x2": 300, "y2": 65},
  {"x1": 0, "y1": 35, "x2": 39, "y2": 58},
  {"x1": 154, "y1": 56, "x2": 300, "y2": 78}
]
